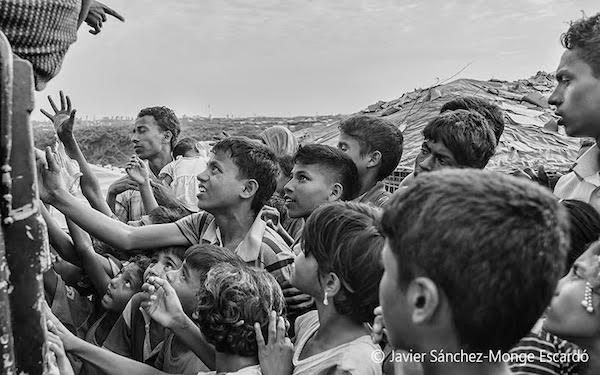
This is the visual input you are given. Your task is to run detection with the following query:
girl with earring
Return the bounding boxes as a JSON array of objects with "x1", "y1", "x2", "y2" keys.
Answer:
[
  {"x1": 260, "y1": 202, "x2": 384, "y2": 375},
  {"x1": 544, "y1": 241, "x2": 600, "y2": 375}
]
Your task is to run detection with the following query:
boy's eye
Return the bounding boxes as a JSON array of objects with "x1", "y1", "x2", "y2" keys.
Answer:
[
  {"x1": 420, "y1": 146, "x2": 429, "y2": 155},
  {"x1": 125, "y1": 280, "x2": 132, "y2": 288}
]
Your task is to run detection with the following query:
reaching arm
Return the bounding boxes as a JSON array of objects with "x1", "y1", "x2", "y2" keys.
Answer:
[
  {"x1": 141, "y1": 277, "x2": 216, "y2": 369},
  {"x1": 39, "y1": 202, "x2": 81, "y2": 266},
  {"x1": 126, "y1": 155, "x2": 159, "y2": 213},
  {"x1": 46, "y1": 309, "x2": 167, "y2": 375},
  {"x1": 66, "y1": 219, "x2": 112, "y2": 294},
  {"x1": 41, "y1": 92, "x2": 113, "y2": 217},
  {"x1": 38, "y1": 148, "x2": 190, "y2": 252}
]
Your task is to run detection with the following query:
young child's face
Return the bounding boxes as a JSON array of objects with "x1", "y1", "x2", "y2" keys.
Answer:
[
  {"x1": 196, "y1": 151, "x2": 245, "y2": 212},
  {"x1": 284, "y1": 163, "x2": 337, "y2": 219},
  {"x1": 101, "y1": 263, "x2": 143, "y2": 312},
  {"x1": 337, "y1": 133, "x2": 369, "y2": 177},
  {"x1": 413, "y1": 139, "x2": 458, "y2": 177},
  {"x1": 544, "y1": 242, "x2": 600, "y2": 341},
  {"x1": 165, "y1": 261, "x2": 204, "y2": 315},
  {"x1": 145, "y1": 250, "x2": 184, "y2": 281}
]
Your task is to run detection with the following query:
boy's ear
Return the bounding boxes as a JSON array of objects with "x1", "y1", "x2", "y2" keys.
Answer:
[
  {"x1": 367, "y1": 150, "x2": 382, "y2": 169},
  {"x1": 163, "y1": 131, "x2": 173, "y2": 144},
  {"x1": 240, "y1": 179, "x2": 259, "y2": 200},
  {"x1": 329, "y1": 182, "x2": 344, "y2": 202},
  {"x1": 407, "y1": 277, "x2": 440, "y2": 324}
]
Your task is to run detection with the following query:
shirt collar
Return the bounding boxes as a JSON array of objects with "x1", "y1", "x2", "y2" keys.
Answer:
[
  {"x1": 573, "y1": 144, "x2": 600, "y2": 186},
  {"x1": 200, "y1": 215, "x2": 266, "y2": 262},
  {"x1": 357, "y1": 181, "x2": 385, "y2": 202}
]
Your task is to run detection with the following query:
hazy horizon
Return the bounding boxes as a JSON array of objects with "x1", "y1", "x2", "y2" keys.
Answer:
[{"x1": 32, "y1": 0, "x2": 598, "y2": 121}]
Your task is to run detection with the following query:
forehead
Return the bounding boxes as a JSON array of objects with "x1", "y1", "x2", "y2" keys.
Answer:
[
  {"x1": 557, "y1": 49, "x2": 596, "y2": 77},
  {"x1": 121, "y1": 263, "x2": 142, "y2": 279},
  {"x1": 423, "y1": 139, "x2": 455, "y2": 158},
  {"x1": 157, "y1": 250, "x2": 183, "y2": 263},
  {"x1": 293, "y1": 162, "x2": 332, "y2": 179},
  {"x1": 134, "y1": 115, "x2": 160, "y2": 130},
  {"x1": 338, "y1": 133, "x2": 360, "y2": 146},
  {"x1": 210, "y1": 151, "x2": 240, "y2": 172}
]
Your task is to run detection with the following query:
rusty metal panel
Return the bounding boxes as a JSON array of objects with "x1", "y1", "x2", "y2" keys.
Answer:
[
  {"x1": 4, "y1": 56, "x2": 48, "y2": 375},
  {"x1": 0, "y1": 30, "x2": 16, "y2": 375}
]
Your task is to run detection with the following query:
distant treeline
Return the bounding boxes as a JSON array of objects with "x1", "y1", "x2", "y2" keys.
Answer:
[{"x1": 33, "y1": 116, "x2": 339, "y2": 167}]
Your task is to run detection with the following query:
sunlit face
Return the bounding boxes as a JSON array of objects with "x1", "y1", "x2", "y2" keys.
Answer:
[
  {"x1": 544, "y1": 242, "x2": 600, "y2": 342},
  {"x1": 101, "y1": 263, "x2": 143, "y2": 312},
  {"x1": 131, "y1": 115, "x2": 168, "y2": 159},
  {"x1": 291, "y1": 249, "x2": 321, "y2": 298},
  {"x1": 413, "y1": 140, "x2": 459, "y2": 177},
  {"x1": 378, "y1": 240, "x2": 413, "y2": 349},
  {"x1": 283, "y1": 163, "x2": 338, "y2": 219},
  {"x1": 144, "y1": 251, "x2": 184, "y2": 281},
  {"x1": 196, "y1": 151, "x2": 246, "y2": 214},
  {"x1": 548, "y1": 49, "x2": 600, "y2": 139},
  {"x1": 337, "y1": 133, "x2": 369, "y2": 177},
  {"x1": 165, "y1": 261, "x2": 204, "y2": 315}
]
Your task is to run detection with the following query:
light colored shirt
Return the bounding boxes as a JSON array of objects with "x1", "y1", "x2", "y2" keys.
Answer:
[
  {"x1": 292, "y1": 311, "x2": 382, "y2": 375},
  {"x1": 174, "y1": 211, "x2": 294, "y2": 285},
  {"x1": 554, "y1": 144, "x2": 600, "y2": 212},
  {"x1": 159, "y1": 156, "x2": 209, "y2": 212}
]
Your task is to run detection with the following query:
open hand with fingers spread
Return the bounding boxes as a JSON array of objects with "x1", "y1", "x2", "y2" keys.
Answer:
[
  {"x1": 141, "y1": 276, "x2": 187, "y2": 329},
  {"x1": 85, "y1": 0, "x2": 125, "y2": 35},
  {"x1": 126, "y1": 155, "x2": 150, "y2": 186},
  {"x1": 255, "y1": 311, "x2": 294, "y2": 375},
  {"x1": 41, "y1": 91, "x2": 76, "y2": 143}
]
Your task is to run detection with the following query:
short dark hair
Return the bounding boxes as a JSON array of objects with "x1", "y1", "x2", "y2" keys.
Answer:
[
  {"x1": 137, "y1": 106, "x2": 181, "y2": 150},
  {"x1": 277, "y1": 154, "x2": 294, "y2": 178},
  {"x1": 380, "y1": 169, "x2": 568, "y2": 352},
  {"x1": 294, "y1": 144, "x2": 360, "y2": 200},
  {"x1": 195, "y1": 263, "x2": 285, "y2": 357},
  {"x1": 183, "y1": 244, "x2": 244, "y2": 276},
  {"x1": 302, "y1": 202, "x2": 383, "y2": 324},
  {"x1": 422, "y1": 109, "x2": 496, "y2": 169},
  {"x1": 339, "y1": 115, "x2": 404, "y2": 180},
  {"x1": 173, "y1": 137, "x2": 199, "y2": 159},
  {"x1": 126, "y1": 254, "x2": 153, "y2": 288},
  {"x1": 148, "y1": 205, "x2": 192, "y2": 224},
  {"x1": 561, "y1": 12, "x2": 600, "y2": 77},
  {"x1": 158, "y1": 246, "x2": 188, "y2": 262},
  {"x1": 440, "y1": 97, "x2": 505, "y2": 145},
  {"x1": 212, "y1": 137, "x2": 280, "y2": 214},
  {"x1": 561, "y1": 199, "x2": 600, "y2": 268}
]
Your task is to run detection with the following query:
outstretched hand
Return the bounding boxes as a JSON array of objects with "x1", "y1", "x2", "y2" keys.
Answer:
[
  {"x1": 85, "y1": 0, "x2": 125, "y2": 35},
  {"x1": 255, "y1": 311, "x2": 294, "y2": 375},
  {"x1": 140, "y1": 276, "x2": 187, "y2": 329},
  {"x1": 41, "y1": 91, "x2": 76, "y2": 143},
  {"x1": 126, "y1": 155, "x2": 149, "y2": 185},
  {"x1": 37, "y1": 147, "x2": 67, "y2": 203}
]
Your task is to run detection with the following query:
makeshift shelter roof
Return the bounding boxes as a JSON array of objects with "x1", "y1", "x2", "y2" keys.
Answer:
[{"x1": 294, "y1": 72, "x2": 581, "y2": 175}]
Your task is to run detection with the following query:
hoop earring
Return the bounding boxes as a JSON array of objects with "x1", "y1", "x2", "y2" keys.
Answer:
[
  {"x1": 323, "y1": 291, "x2": 329, "y2": 306},
  {"x1": 582, "y1": 282, "x2": 595, "y2": 313}
]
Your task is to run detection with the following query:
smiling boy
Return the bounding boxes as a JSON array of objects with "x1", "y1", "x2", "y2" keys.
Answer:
[{"x1": 39, "y1": 137, "x2": 294, "y2": 286}]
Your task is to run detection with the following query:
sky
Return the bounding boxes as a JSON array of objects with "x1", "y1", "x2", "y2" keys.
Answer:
[{"x1": 32, "y1": 0, "x2": 598, "y2": 120}]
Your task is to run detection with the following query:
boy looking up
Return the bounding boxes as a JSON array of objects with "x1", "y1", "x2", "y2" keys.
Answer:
[
  {"x1": 38, "y1": 137, "x2": 294, "y2": 286},
  {"x1": 337, "y1": 115, "x2": 403, "y2": 207}
]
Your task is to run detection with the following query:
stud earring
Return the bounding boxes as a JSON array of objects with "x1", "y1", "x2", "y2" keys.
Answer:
[
  {"x1": 582, "y1": 282, "x2": 595, "y2": 313},
  {"x1": 323, "y1": 291, "x2": 329, "y2": 306}
]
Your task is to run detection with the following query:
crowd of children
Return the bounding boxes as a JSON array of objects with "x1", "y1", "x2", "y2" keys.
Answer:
[{"x1": 29, "y1": 10, "x2": 600, "y2": 375}]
